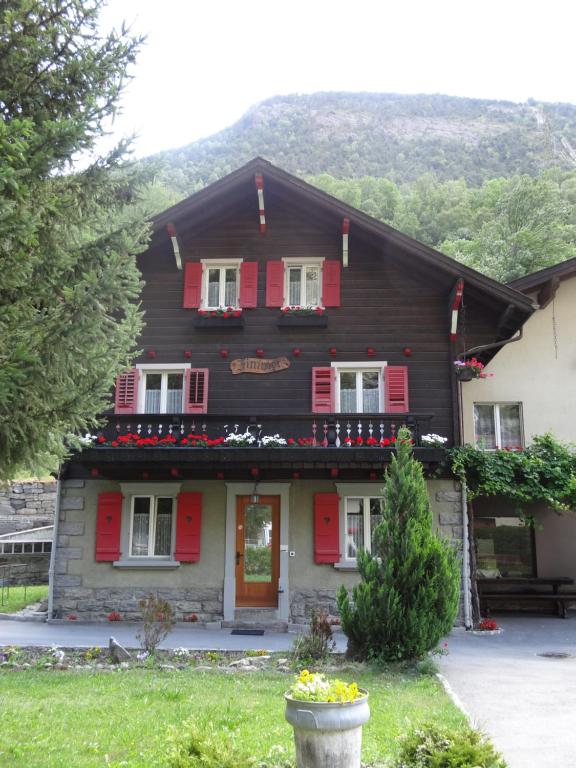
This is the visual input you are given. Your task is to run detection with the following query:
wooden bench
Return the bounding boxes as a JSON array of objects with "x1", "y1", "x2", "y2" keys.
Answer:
[{"x1": 480, "y1": 592, "x2": 576, "y2": 619}]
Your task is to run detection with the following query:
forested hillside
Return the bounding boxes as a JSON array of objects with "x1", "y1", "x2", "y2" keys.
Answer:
[
  {"x1": 143, "y1": 92, "x2": 576, "y2": 282},
  {"x1": 153, "y1": 92, "x2": 576, "y2": 192}
]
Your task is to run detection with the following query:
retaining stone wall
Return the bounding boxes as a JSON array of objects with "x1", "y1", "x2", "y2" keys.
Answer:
[{"x1": 0, "y1": 481, "x2": 56, "y2": 534}]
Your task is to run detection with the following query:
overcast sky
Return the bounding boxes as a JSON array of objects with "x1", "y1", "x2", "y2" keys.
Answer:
[{"x1": 99, "y1": 0, "x2": 576, "y2": 158}]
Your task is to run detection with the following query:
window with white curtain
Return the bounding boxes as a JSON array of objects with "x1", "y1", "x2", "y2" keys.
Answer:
[
  {"x1": 130, "y1": 496, "x2": 174, "y2": 557},
  {"x1": 143, "y1": 372, "x2": 184, "y2": 414},
  {"x1": 282, "y1": 258, "x2": 324, "y2": 307},
  {"x1": 345, "y1": 497, "x2": 384, "y2": 559},
  {"x1": 474, "y1": 403, "x2": 523, "y2": 450},
  {"x1": 201, "y1": 261, "x2": 240, "y2": 309},
  {"x1": 335, "y1": 368, "x2": 382, "y2": 413}
]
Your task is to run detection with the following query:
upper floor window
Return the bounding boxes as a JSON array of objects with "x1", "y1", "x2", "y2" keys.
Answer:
[
  {"x1": 337, "y1": 369, "x2": 381, "y2": 413},
  {"x1": 284, "y1": 260, "x2": 323, "y2": 307},
  {"x1": 202, "y1": 259, "x2": 241, "y2": 309},
  {"x1": 474, "y1": 403, "x2": 523, "y2": 450}
]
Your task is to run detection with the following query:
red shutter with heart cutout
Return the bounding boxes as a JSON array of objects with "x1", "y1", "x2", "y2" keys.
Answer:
[
  {"x1": 174, "y1": 492, "x2": 202, "y2": 562},
  {"x1": 95, "y1": 492, "x2": 122, "y2": 561},
  {"x1": 266, "y1": 261, "x2": 285, "y2": 307},
  {"x1": 314, "y1": 493, "x2": 340, "y2": 563},
  {"x1": 322, "y1": 260, "x2": 341, "y2": 307},
  {"x1": 183, "y1": 262, "x2": 203, "y2": 308},
  {"x1": 239, "y1": 261, "x2": 258, "y2": 308}
]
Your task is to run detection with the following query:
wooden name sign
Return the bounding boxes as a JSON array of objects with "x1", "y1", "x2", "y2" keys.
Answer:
[{"x1": 230, "y1": 357, "x2": 291, "y2": 375}]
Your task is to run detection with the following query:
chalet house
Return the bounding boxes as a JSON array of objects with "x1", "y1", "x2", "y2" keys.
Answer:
[
  {"x1": 48, "y1": 159, "x2": 534, "y2": 627},
  {"x1": 461, "y1": 258, "x2": 576, "y2": 588}
]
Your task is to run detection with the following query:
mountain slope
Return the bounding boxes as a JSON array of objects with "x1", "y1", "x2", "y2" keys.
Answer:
[{"x1": 153, "y1": 92, "x2": 576, "y2": 193}]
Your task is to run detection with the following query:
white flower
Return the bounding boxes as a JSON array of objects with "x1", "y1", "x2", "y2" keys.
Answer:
[
  {"x1": 421, "y1": 433, "x2": 448, "y2": 446},
  {"x1": 136, "y1": 651, "x2": 149, "y2": 661},
  {"x1": 51, "y1": 645, "x2": 65, "y2": 662},
  {"x1": 261, "y1": 434, "x2": 287, "y2": 447},
  {"x1": 79, "y1": 433, "x2": 97, "y2": 446},
  {"x1": 224, "y1": 431, "x2": 256, "y2": 445},
  {"x1": 172, "y1": 647, "x2": 190, "y2": 658}
]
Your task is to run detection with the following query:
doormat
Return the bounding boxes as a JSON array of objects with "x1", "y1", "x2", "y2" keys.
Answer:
[{"x1": 231, "y1": 629, "x2": 265, "y2": 636}]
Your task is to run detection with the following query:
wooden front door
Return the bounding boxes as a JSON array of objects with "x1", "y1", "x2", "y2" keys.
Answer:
[{"x1": 235, "y1": 495, "x2": 280, "y2": 608}]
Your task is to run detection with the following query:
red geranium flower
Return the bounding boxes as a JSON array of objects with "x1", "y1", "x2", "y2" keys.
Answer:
[
  {"x1": 111, "y1": 440, "x2": 119, "y2": 447},
  {"x1": 233, "y1": 310, "x2": 242, "y2": 317},
  {"x1": 381, "y1": 438, "x2": 390, "y2": 446}
]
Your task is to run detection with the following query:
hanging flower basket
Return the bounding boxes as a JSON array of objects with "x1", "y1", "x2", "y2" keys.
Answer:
[{"x1": 454, "y1": 358, "x2": 492, "y2": 380}]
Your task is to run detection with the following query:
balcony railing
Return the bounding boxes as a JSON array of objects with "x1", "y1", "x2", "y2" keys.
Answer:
[{"x1": 96, "y1": 412, "x2": 437, "y2": 448}]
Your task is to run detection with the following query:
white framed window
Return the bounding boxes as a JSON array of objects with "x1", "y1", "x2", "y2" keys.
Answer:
[
  {"x1": 136, "y1": 364, "x2": 190, "y2": 414},
  {"x1": 473, "y1": 403, "x2": 523, "y2": 450},
  {"x1": 201, "y1": 259, "x2": 241, "y2": 309},
  {"x1": 129, "y1": 496, "x2": 174, "y2": 558},
  {"x1": 332, "y1": 362, "x2": 386, "y2": 413},
  {"x1": 344, "y1": 496, "x2": 384, "y2": 561},
  {"x1": 282, "y1": 257, "x2": 324, "y2": 307}
]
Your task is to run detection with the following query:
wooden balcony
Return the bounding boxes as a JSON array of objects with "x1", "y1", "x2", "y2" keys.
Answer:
[{"x1": 69, "y1": 412, "x2": 447, "y2": 481}]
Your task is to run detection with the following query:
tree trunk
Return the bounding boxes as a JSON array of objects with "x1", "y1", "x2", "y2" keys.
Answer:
[{"x1": 467, "y1": 498, "x2": 482, "y2": 626}]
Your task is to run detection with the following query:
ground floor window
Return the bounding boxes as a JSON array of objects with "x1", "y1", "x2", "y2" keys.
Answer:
[
  {"x1": 474, "y1": 515, "x2": 535, "y2": 578},
  {"x1": 130, "y1": 496, "x2": 174, "y2": 557},
  {"x1": 345, "y1": 496, "x2": 384, "y2": 559}
]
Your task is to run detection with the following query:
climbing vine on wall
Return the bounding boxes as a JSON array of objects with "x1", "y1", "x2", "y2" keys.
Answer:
[{"x1": 447, "y1": 434, "x2": 576, "y2": 512}]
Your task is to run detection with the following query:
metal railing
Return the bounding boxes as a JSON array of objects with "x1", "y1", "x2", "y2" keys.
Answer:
[{"x1": 96, "y1": 412, "x2": 437, "y2": 448}]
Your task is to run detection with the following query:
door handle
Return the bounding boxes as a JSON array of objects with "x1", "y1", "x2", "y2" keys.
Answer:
[{"x1": 236, "y1": 551, "x2": 243, "y2": 566}]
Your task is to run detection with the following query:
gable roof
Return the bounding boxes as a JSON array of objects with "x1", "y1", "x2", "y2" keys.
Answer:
[
  {"x1": 153, "y1": 156, "x2": 535, "y2": 317},
  {"x1": 508, "y1": 257, "x2": 576, "y2": 294}
]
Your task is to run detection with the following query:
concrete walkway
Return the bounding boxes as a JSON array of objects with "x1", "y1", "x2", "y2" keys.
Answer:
[
  {"x1": 0, "y1": 619, "x2": 348, "y2": 653},
  {"x1": 439, "y1": 615, "x2": 576, "y2": 768}
]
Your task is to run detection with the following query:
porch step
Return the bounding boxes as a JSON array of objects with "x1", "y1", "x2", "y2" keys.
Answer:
[{"x1": 222, "y1": 608, "x2": 288, "y2": 633}]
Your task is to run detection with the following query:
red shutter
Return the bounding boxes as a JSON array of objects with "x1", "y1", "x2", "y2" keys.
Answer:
[
  {"x1": 183, "y1": 262, "x2": 203, "y2": 308},
  {"x1": 322, "y1": 260, "x2": 341, "y2": 307},
  {"x1": 175, "y1": 492, "x2": 202, "y2": 562},
  {"x1": 312, "y1": 367, "x2": 334, "y2": 413},
  {"x1": 239, "y1": 261, "x2": 258, "y2": 308},
  {"x1": 184, "y1": 368, "x2": 209, "y2": 413},
  {"x1": 266, "y1": 261, "x2": 285, "y2": 307},
  {"x1": 95, "y1": 492, "x2": 122, "y2": 561},
  {"x1": 114, "y1": 369, "x2": 140, "y2": 415},
  {"x1": 314, "y1": 493, "x2": 340, "y2": 564},
  {"x1": 385, "y1": 366, "x2": 409, "y2": 412}
]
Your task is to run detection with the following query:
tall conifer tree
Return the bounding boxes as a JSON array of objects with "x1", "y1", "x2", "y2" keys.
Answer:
[
  {"x1": 0, "y1": 1, "x2": 149, "y2": 478},
  {"x1": 337, "y1": 427, "x2": 461, "y2": 660}
]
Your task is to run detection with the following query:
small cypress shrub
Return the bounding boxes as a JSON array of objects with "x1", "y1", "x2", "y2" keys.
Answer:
[{"x1": 337, "y1": 427, "x2": 461, "y2": 661}]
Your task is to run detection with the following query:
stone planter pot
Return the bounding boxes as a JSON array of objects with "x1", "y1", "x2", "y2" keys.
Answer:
[{"x1": 284, "y1": 691, "x2": 370, "y2": 768}]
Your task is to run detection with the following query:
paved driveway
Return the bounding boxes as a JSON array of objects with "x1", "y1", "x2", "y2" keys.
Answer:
[{"x1": 439, "y1": 615, "x2": 576, "y2": 768}]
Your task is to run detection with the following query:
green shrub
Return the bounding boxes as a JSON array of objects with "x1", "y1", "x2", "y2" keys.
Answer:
[
  {"x1": 337, "y1": 427, "x2": 461, "y2": 661},
  {"x1": 393, "y1": 724, "x2": 507, "y2": 767},
  {"x1": 291, "y1": 608, "x2": 335, "y2": 665}
]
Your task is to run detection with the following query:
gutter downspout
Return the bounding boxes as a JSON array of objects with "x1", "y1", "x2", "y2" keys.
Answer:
[
  {"x1": 461, "y1": 328, "x2": 523, "y2": 359},
  {"x1": 461, "y1": 480, "x2": 472, "y2": 630},
  {"x1": 47, "y1": 466, "x2": 62, "y2": 621}
]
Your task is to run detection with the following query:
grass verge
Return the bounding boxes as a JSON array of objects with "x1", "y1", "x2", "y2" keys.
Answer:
[
  {"x1": 0, "y1": 666, "x2": 465, "y2": 767},
  {"x1": 0, "y1": 585, "x2": 48, "y2": 613}
]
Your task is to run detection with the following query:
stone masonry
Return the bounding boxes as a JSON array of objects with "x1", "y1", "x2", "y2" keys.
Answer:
[{"x1": 0, "y1": 480, "x2": 56, "y2": 534}]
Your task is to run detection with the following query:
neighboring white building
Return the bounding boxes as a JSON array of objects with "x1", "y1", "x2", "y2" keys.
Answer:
[{"x1": 461, "y1": 259, "x2": 576, "y2": 583}]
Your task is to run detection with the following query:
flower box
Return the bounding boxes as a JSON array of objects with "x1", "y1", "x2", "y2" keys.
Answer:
[
  {"x1": 194, "y1": 315, "x2": 245, "y2": 329},
  {"x1": 277, "y1": 314, "x2": 328, "y2": 328}
]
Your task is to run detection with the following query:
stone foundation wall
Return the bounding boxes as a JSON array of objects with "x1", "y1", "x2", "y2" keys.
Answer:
[
  {"x1": 290, "y1": 589, "x2": 340, "y2": 623},
  {"x1": 52, "y1": 584, "x2": 224, "y2": 622},
  {"x1": 0, "y1": 481, "x2": 56, "y2": 534}
]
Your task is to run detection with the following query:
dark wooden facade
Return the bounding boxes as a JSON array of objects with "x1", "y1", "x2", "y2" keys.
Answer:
[{"x1": 68, "y1": 158, "x2": 534, "y2": 479}]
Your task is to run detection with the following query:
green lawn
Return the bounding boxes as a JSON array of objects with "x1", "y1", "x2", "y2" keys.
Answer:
[
  {"x1": 0, "y1": 584, "x2": 48, "y2": 613},
  {"x1": 0, "y1": 666, "x2": 465, "y2": 767}
]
